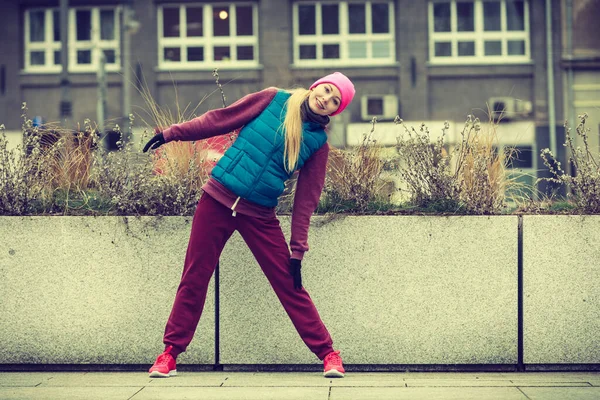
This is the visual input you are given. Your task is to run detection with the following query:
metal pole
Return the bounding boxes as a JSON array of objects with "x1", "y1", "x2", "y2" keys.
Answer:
[
  {"x1": 545, "y1": 0, "x2": 557, "y2": 159},
  {"x1": 122, "y1": 2, "x2": 132, "y2": 135},
  {"x1": 59, "y1": 0, "x2": 71, "y2": 125},
  {"x1": 566, "y1": 0, "x2": 574, "y2": 181},
  {"x1": 97, "y1": 53, "x2": 106, "y2": 134}
]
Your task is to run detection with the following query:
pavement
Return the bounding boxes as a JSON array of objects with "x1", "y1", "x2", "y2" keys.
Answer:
[{"x1": 1, "y1": 371, "x2": 599, "y2": 400}]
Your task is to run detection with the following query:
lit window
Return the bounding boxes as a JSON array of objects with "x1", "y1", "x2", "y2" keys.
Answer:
[
  {"x1": 293, "y1": 1, "x2": 396, "y2": 67},
  {"x1": 24, "y1": 7, "x2": 120, "y2": 73},
  {"x1": 429, "y1": 0, "x2": 530, "y2": 64},
  {"x1": 158, "y1": 3, "x2": 259, "y2": 69}
]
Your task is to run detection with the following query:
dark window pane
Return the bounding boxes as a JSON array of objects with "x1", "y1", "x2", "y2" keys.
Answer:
[
  {"x1": 163, "y1": 8, "x2": 180, "y2": 37},
  {"x1": 507, "y1": 40, "x2": 525, "y2": 55},
  {"x1": 372, "y1": 3, "x2": 389, "y2": 33},
  {"x1": 76, "y1": 10, "x2": 91, "y2": 41},
  {"x1": 457, "y1": 2, "x2": 474, "y2": 31},
  {"x1": 237, "y1": 45, "x2": 254, "y2": 60},
  {"x1": 506, "y1": 1, "x2": 525, "y2": 31},
  {"x1": 213, "y1": 6, "x2": 230, "y2": 36},
  {"x1": 54, "y1": 50, "x2": 60, "y2": 64},
  {"x1": 236, "y1": 6, "x2": 253, "y2": 35},
  {"x1": 435, "y1": 42, "x2": 452, "y2": 57},
  {"x1": 103, "y1": 49, "x2": 116, "y2": 63},
  {"x1": 484, "y1": 40, "x2": 502, "y2": 55},
  {"x1": 506, "y1": 146, "x2": 533, "y2": 169},
  {"x1": 100, "y1": 10, "x2": 115, "y2": 40},
  {"x1": 30, "y1": 11, "x2": 45, "y2": 42},
  {"x1": 187, "y1": 7, "x2": 203, "y2": 37},
  {"x1": 483, "y1": 2, "x2": 501, "y2": 31},
  {"x1": 164, "y1": 47, "x2": 181, "y2": 61},
  {"x1": 323, "y1": 44, "x2": 339, "y2": 59},
  {"x1": 368, "y1": 98, "x2": 384, "y2": 115},
  {"x1": 298, "y1": 5, "x2": 316, "y2": 35},
  {"x1": 299, "y1": 44, "x2": 316, "y2": 59},
  {"x1": 214, "y1": 46, "x2": 231, "y2": 61},
  {"x1": 53, "y1": 11, "x2": 60, "y2": 41},
  {"x1": 77, "y1": 49, "x2": 91, "y2": 64},
  {"x1": 433, "y1": 3, "x2": 451, "y2": 32},
  {"x1": 322, "y1": 5, "x2": 339, "y2": 34},
  {"x1": 348, "y1": 4, "x2": 366, "y2": 34},
  {"x1": 458, "y1": 41, "x2": 475, "y2": 56},
  {"x1": 31, "y1": 51, "x2": 45, "y2": 65},
  {"x1": 188, "y1": 46, "x2": 204, "y2": 61}
]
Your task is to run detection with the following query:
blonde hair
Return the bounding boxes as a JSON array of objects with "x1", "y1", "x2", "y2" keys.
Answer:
[{"x1": 282, "y1": 88, "x2": 311, "y2": 173}]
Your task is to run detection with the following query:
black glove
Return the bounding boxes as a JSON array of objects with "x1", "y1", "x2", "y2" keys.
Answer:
[
  {"x1": 143, "y1": 132, "x2": 165, "y2": 152},
  {"x1": 289, "y1": 258, "x2": 303, "y2": 290}
]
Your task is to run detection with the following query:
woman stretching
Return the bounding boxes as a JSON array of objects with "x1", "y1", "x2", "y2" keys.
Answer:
[{"x1": 143, "y1": 72, "x2": 355, "y2": 379}]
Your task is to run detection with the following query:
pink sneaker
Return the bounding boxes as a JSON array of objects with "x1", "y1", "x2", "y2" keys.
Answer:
[
  {"x1": 323, "y1": 350, "x2": 345, "y2": 378},
  {"x1": 149, "y1": 346, "x2": 177, "y2": 378}
]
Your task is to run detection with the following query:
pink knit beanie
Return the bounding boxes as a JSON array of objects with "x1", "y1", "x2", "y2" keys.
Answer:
[{"x1": 309, "y1": 72, "x2": 355, "y2": 116}]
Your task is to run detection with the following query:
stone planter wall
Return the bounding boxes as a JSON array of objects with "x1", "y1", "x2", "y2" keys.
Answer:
[{"x1": 0, "y1": 215, "x2": 597, "y2": 369}]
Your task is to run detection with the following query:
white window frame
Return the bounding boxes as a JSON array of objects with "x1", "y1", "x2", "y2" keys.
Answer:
[
  {"x1": 69, "y1": 7, "x2": 121, "y2": 73},
  {"x1": 292, "y1": 1, "x2": 396, "y2": 67},
  {"x1": 157, "y1": 3, "x2": 259, "y2": 70},
  {"x1": 428, "y1": 0, "x2": 531, "y2": 65},
  {"x1": 24, "y1": 6, "x2": 121, "y2": 73},
  {"x1": 24, "y1": 9, "x2": 61, "y2": 73}
]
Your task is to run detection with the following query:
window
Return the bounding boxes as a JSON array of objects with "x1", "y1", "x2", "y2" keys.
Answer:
[
  {"x1": 158, "y1": 3, "x2": 258, "y2": 69},
  {"x1": 428, "y1": 0, "x2": 530, "y2": 64},
  {"x1": 24, "y1": 7, "x2": 120, "y2": 73},
  {"x1": 293, "y1": 1, "x2": 395, "y2": 67},
  {"x1": 24, "y1": 9, "x2": 61, "y2": 72}
]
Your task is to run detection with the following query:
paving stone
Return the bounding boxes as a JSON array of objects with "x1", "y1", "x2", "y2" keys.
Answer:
[
  {"x1": 132, "y1": 386, "x2": 329, "y2": 400},
  {"x1": 0, "y1": 372, "x2": 55, "y2": 387},
  {"x1": 329, "y1": 386, "x2": 528, "y2": 399},
  {"x1": 221, "y1": 372, "x2": 332, "y2": 386},
  {"x1": 40, "y1": 372, "x2": 152, "y2": 387},
  {"x1": 520, "y1": 387, "x2": 600, "y2": 400},
  {"x1": 0, "y1": 386, "x2": 141, "y2": 400}
]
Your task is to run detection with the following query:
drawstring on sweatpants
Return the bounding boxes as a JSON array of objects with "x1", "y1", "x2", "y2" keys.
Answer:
[{"x1": 231, "y1": 196, "x2": 241, "y2": 217}]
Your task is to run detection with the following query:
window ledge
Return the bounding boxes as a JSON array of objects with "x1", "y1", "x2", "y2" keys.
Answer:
[{"x1": 427, "y1": 62, "x2": 534, "y2": 77}]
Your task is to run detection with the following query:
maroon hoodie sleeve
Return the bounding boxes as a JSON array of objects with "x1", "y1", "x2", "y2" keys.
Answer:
[
  {"x1": 162, "y1": 87, "x2": 278, "y2": 143},
  {"x1": 290, "y1": 144, "x2": 330, "y2": 260}
]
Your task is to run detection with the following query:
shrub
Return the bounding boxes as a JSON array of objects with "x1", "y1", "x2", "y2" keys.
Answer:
[
  {"x1": 539, "y1": 113, "x2": 600, "y2": 213},
  {"x1": 395, "y1": 115, "x2": 520, "y2": 214},
  {"x1": 321, "y1": 118, "x2": 389, "y2": 213}
]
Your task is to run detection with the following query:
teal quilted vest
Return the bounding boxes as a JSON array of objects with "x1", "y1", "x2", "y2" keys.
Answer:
[{"x1": 211, "y1": 90, "x2": 328, "y2": 207}]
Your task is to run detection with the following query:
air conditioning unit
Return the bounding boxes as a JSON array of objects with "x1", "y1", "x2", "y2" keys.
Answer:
[
  {"x1": 360, "y1": 95, "x2": 398, "y2": 121},
  {"x1": 488, "y1": 97, "x2": 533, "y2": 121}
]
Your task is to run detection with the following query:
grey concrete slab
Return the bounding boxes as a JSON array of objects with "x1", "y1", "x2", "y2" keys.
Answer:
[
  {"x1": 0, "y1": 217, "x2": 215, "y2": 365},
  {"x1": 0, "y1": 372, "x2": 54, "y2": 387},
  {"x1": 523, "y1": 216, "x2": 600, "y2": 364},
  {"x1": 132, "y1": 386, "x2": 329, "y2": 400},
  {"x1": 0, "y1": 386, "x2": 142, "y2": 400},
  {"x1": 520, "y1": 387, "x2": 600, "y2": 400},
  {"x1": 148, "y1": 372, "x2": 228, "y2": 386},
  {"x1": 330, "y1": 386, "x2": 528, "y2": 400},
  {"x1": 221, "y1": 372, "x2": 333, "y2": 386},
  {"x1": 39, "y1": 372, "x2": 152, "y2": 387},
  {"x1": 406, "y1": 379, "x2": 589, "y2": 387},
  {"x1": 220, "y1": 216, "x2": 518, "y2": 365}
]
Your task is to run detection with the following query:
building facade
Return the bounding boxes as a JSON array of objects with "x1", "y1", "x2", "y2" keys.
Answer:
[{"x1": 0, "y1": 0, "x2": 598, "y2": 191}]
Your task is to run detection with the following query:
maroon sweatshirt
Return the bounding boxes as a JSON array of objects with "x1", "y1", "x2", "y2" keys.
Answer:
[{"x1": 162, "y1": 87, "x2": 329, "y2": 260}]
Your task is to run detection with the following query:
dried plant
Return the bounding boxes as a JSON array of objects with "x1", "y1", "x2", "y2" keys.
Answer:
[
  {"x1": 395, "y1": 114, "x2": 519, "y2": 214},
  {"x1": 538, "y1": 113, "x2": 600, "y2": 213},
  {"x1": 322, "y1": 118, "x2": 387, "y2": 213}
]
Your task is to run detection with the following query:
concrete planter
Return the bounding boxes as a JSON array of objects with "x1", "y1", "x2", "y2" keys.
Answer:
[{"x1": 0, "y1": 215, "x2": 597, "y2": 369}]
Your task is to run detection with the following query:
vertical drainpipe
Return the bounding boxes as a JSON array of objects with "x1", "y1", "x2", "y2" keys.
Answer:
[
  {"x1": 545, "y1": 0, "x2": 557, "y2": 159},
  {"x1": 122, "y1": 1, "x2": 133, "y2": 136}
]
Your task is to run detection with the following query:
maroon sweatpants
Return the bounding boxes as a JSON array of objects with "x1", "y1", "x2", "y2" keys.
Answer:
[{"x1": 163, "y1": 193, "x2": 334, "y2": 360}]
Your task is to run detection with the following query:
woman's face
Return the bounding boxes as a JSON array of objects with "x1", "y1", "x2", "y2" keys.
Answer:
[{"x1": 308, "y1": 83, "x2": 341, "y2": 116}]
